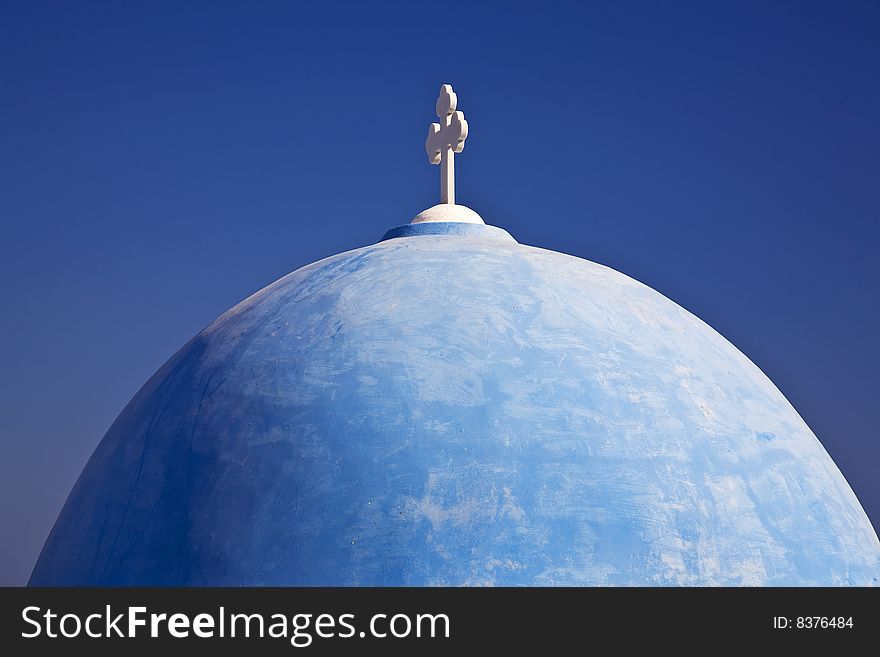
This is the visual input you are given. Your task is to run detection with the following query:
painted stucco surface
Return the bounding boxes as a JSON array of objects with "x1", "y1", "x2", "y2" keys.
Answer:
[{"x1": 30, "y1": 224, "x2": 880, "y2": 585}]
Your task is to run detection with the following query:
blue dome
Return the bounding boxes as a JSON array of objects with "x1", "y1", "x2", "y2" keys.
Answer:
[{"x1": 31, "y1": 222, "x2": 880, "y2": 585}]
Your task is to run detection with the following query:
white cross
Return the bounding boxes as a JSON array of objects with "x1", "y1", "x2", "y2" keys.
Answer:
[{"x1": 425, "y1": 84, "x2": 468, "y2": 205}]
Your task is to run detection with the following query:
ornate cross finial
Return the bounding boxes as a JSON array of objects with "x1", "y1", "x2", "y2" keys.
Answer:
[{"x1": 426, "y1": 84, "x2": 468, "y2": 204}]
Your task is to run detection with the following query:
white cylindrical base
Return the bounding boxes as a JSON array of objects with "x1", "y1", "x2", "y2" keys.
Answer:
[{"x1": 410, "y1": 204, "x2": 485, "y2": 225}]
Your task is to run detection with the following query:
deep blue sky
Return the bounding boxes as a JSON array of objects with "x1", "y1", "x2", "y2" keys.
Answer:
[{"x1": 1, "y1": 1, "x2": 878, "y2": 585}]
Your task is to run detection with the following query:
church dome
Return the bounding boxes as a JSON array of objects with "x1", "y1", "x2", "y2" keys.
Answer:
[
  {"x1": 30, "y1": 220, "x2": 880, "y2": 586},
  {"x1": 30, "y1": 83, "x2": 880, "y2": 586}
]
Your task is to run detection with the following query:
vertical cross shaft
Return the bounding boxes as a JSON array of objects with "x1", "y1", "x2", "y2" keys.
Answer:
[{"x1": 441, "y1": 141, "x2": 454, "y2": 204}]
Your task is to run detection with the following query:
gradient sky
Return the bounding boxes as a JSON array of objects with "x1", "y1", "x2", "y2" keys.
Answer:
[{"x1": 1, "y1": 1, "x2": 878, "y2": 585}]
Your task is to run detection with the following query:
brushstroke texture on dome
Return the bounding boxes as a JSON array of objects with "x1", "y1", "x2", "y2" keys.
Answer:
[{"x1": 30, "y1": 223, "x2": 880, "y2": 586}]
